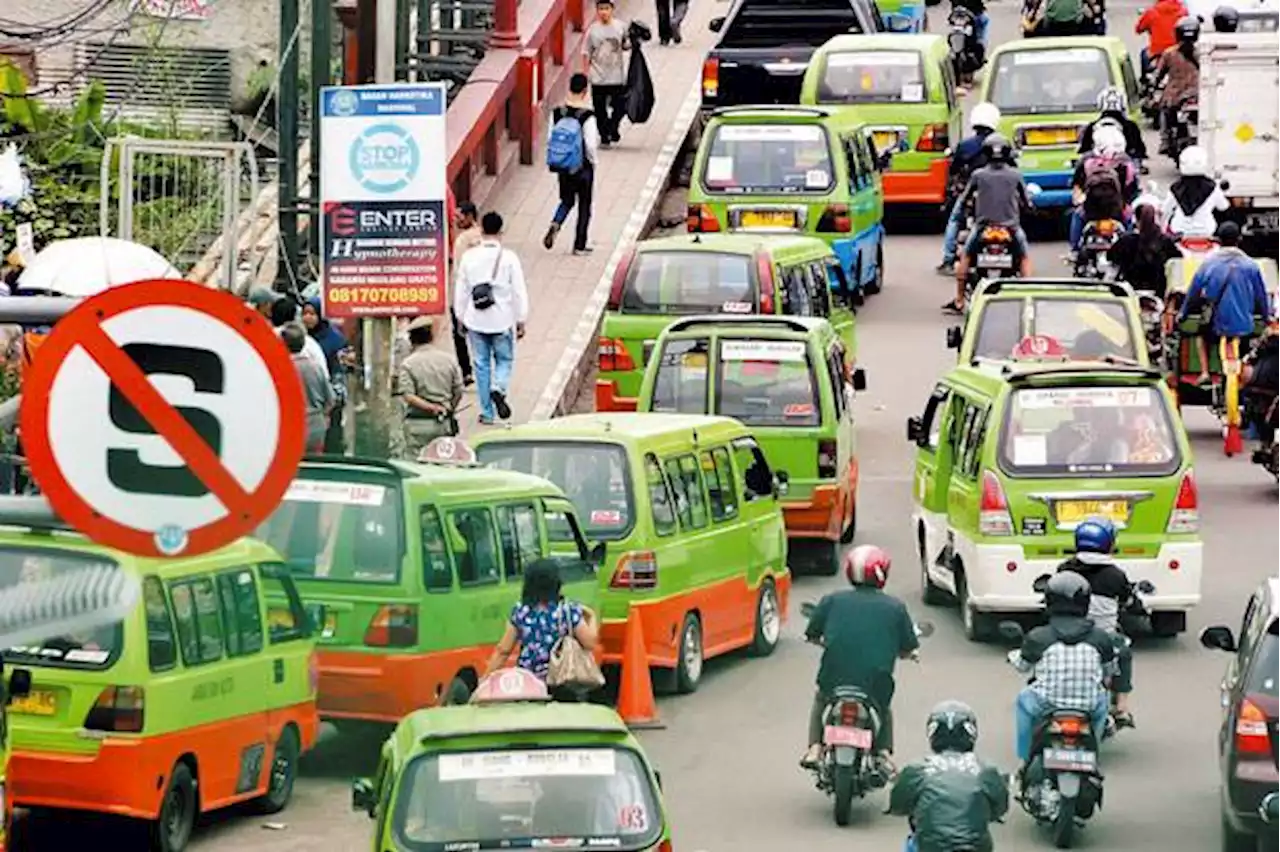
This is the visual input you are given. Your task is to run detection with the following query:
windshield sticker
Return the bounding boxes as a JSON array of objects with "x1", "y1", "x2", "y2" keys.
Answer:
[
  {"x1": 590, "y1": 509, "x2": 624, "y2": 526},
  {"x1": 829, "y1": 50, "x2": 919, "y2": 67},
  {"x1": 721, "y1": 300, "x2": 753, "y2": 314},
  {"x1": 1012, "y1": 434, "x2": 1048, "y2": 466},
  {"x1": 805, "y1": 169, "x2": 830, "y2": 188},
  {"x1": 718, "y1": 124, "x2": 823, "y2": 142},
  {"x1": 784, "y1": 403, "x2": 816, "y2": 418},
  {"x1": 737, "y1": 361, "x2": 780, "y2": 377},
  {"x1": 722, "y1": 340, "x2": 807, "y2": 362},
  {"x1": 65, "y1": 648, "x2": 110, "y2": 663},
  {"x1": 705, "y1": 155, "x2": 734, "y2": 183},
  {"x1": 438, "y1": 749, "x2": 617, "y2": 782},
  {"x1": 901, "y1": 81, "x2": 924, "y2": 102},
  {"x1": 618, "y1": 804, "x2": 649, "y2": 832},
  {"x1": 1073, "y1": 304, "x2": 1128, "y2": 346},
  {"x1": 285, "y1": 480, "x2": 386, "y2": 506},
  {"x1": 1017, "y1": 387, "x2": 1153, "y2": 410},
  {"x1": 1012, "y1": 48, "x2": 1103, "y2": 65}
]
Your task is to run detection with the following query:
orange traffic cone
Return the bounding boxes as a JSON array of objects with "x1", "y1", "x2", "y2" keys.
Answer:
[{"x1": 616, "y1": 607, "x2": 664, "y2": 729}]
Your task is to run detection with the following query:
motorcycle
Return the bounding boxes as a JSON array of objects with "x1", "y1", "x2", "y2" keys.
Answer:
[
  {"x1": 1163, "y1": 94, "x2": 1198, "y2": 161},
  {"x1": 1242, "y1": 335, "x2": 1279, "y2": 480},
  {"x1": 947, "y1": 5, "x2": 984, "y2": 87},
  {"x1": 800, "y1": 601, "x2": 934, "y2": 826},
  {"x1": 966, "y1": 222, "x2": 1022, "y2": 300},
  {"x1": 1074, "y1": 218, "x2": 1124, "y2": 280},
  {"x1": 1138, "y1": 66, "x2": 1164, "y2": 130}
]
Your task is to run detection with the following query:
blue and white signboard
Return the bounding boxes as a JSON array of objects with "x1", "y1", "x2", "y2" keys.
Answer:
[{"x1": 319, "y1": 82, "x2": 449, "y2": 317}]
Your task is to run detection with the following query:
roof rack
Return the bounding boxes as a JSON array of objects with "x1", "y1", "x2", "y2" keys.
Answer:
[
  {"x1": 1004, "y1": 361, "x2": 1163, "y2": 383},
  {"x1": 0, "y1": 495, "x2": 77, "y2": 534},
  {"x1": 666, "y1": 315, "x2": 813, "y2": 334},
  {"x1": 300, "y1": 454, "x2": 413, "y2": 478},
  {"x1": 978, "y1": 278, "x2": 1134, "y2": 299},
  {"x1": 711, "y1": 105, "x2": 830, "y2": 119}
]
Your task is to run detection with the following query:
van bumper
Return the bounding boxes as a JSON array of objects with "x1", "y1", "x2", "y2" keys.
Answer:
[
  {"x1": 965, "y1": 542, "x2": 1203, "y2": 613},
  {"x1": 595, "y1": 380, "x2": 638, "y2": 413},
  {"x1": 316, "y1": 647, "x2": 488, "y2": 723},
  {"x1": 883, "y1": 158, "x2": 949, "y2": 205},
  {"x1": 781, "y1": 462, "x2": 858, "y2": 540}
]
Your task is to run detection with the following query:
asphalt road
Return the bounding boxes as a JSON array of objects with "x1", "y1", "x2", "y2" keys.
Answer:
[{"x1": 16, "y1": 4, "x2": 1279, "y2": 850}]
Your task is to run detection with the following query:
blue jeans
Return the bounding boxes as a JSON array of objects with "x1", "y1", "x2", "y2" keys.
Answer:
[
  {"x1": 1014, "y1": 687, "x2": 1108, "y2": 763},
  {"x1": 904, "y1": 835, "x2": 919, "y2": 852},
  {"x1": 469, "y1": 329, "x2": 515, "y2": 421},
  {"x1": 964, "y1": 224, "x2": 1030, "y2": 258},
  {"x1": 975, "y1": 12, "x2": 990, "y2": 49},
  {"x1": 941, "y1": 200, "x2": 966, "y2": 264}
]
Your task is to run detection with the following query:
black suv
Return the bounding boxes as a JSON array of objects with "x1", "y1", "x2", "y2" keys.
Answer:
[{"x1": 1201, "y1": 577, "x2": 1280, "y2": 852}]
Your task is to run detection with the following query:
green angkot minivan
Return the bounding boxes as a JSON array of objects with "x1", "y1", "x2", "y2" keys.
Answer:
[
  {"x1": 596, "y1": 233, "x2": 858, "y2": 412},
  {"x1": 638, "y1": 316, "x2": 866, "y2": 574},
  {"x1": 907, "y1": 361, "x2": 1202, "y2": 641}
]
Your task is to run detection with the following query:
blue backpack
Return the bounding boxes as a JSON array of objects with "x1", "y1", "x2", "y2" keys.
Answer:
[{"x1": 546, "y1": 108, "x2": 590, "y2": 174}]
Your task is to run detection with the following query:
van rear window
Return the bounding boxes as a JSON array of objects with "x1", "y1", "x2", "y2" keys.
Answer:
[
  {"x1": 818, "y1": 51, "x2": 927, "y2": 103},
  {"x1": 999, "y1": 385, "x2": 1180, "y2": 476},
  {"x1": 1, "y1": 549, "x2": 122, "y2": 670},
  {"x1": 477, "y1": 443, "x2": 634, "y2": 541},
  {"x1": 990, "y1": 47, "x2": 1110, "y2": 114},
  {"x1": 974, "y1": 298, "x2": 1138, "y2": 361},
  {"x1": 623, "y1": 252, "x2": 756, "y2": 315},
  {"x1": 717, "y1": 339, "x2": 820, "y2": 427},
  {"x1": 256, "y1": 478, "x2": 404, "y2": 584},
  {"x1": 703, "y1": 124, "x2": 834, "y2": 194}
]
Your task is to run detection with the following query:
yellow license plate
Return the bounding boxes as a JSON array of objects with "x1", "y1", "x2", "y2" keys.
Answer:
[
  {"x1": 1055, "y1": 500, "x2": 1128, "y2": 525},
  {"x1": 10, "y1": 690, "x2": 56, "y2": 716},
  {"x1": 872, "y1": 131, "x2": 899, "y2": 152},
  {"x1": 741, "y1": 211, "x2": 795, "y2": 229},
  {"x1": 1025, "y1": 128, "x2": 1076, "y2": 146},
  {"x1": 682, "y1": 352, "x2": 708, "y2": 368}
]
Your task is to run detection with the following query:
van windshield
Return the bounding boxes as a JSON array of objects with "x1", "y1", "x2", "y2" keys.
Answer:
[
  {"x1": 256, "y1": 477, "x2": 404, "y2": 584},
  {"x1": 622, "y1": 252, "x2": 756, "y2": 314},
  {"x1": 477, "y1": 443, "x2": 634, "y2": 540},
  {"x1": 974, "y1": 298, "x2": 1138, "y2": 361},
  {"x1": 392, "y1": 746, "x2": 662, "y2": 852},
  {"x1": 702, "y1": 124, "x2": 834, "y2": 194},
  {"x1": 999, "y1": 384, "x2": 1181, "y2": 476},
  {"x1": 717, "y1": 338, "x2": 820, "y2": 427},
  {"x1": 1, "y1": 548, "x2": 122, "y2": 669},
  {"x1": 818, "y1": 51, "x2": 927, "y2": 103},
  {"x1": 990, "y1": 47, "x2": 1111, "y2": 114}
]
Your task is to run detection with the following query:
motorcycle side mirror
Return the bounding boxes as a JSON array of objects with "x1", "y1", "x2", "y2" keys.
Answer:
[
  {"x1": 946, "y1": 325, "x2": 962, "y2": 349},
  {"x1": 709, "y1": 15, "x2": 725, "y2": 31},
  {"x1": 1031, "y1": 574, "x2": 1051, "y2": 593},
  {"x1": 800, "y1": 602, "x2": 816, "y2": 619},
  {"x1": 851, "y1": 368, "x2": 867, "y2": 392},
  {"x1": 998, "y1": 620, "x2": 1025, "y2": 642},
  {"x1": 1136, "y1": 579, "x2": 1155, "y2": 594},
  {"x1": 906, "y1": 415, "x2": 924, "y2": 444},
  {"x1": 915, "y1": 620, "x2": 935, "y2": 638},
  {"x1": 1199, "y1": 624, "x2": 1238, "y2": 652}
]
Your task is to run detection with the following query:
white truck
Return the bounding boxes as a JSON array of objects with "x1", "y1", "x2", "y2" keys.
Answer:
[{"x1": 1197, "y1": 32, "x2": 1279, "y2": 254}]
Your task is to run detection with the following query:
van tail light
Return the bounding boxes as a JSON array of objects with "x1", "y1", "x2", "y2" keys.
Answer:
[
  {"x1": 1167, "y1": 469, "x2": 1198, "y2": 533},
  {"x1": 365, "y1": 605, "x2": 418, "y2": 647},
  {"x1": 838, "y1": 702, "x2": 861, "y2": 726},
  {"x1": 818, "y1": 439, "x2": 838, "y2": 479},
  {"x1": 610, "y1": 551, "x2": 658, "y2": 590},
  {"x1": 917, "y1": 122, "x2": 949, "y2": 152},
  {"x1": 607, "y1": 246, "x2": 635, "y2": 310},
  {"x1": 84, "y1": 686, "x2": 145, "y2": 733},
  {"x1": 755, "y1": 251, "x2": 775, "y2": 314},
  {"x1": 979, "y1": 470, "x2": 1014, "y2": 536},
  {"x1": 687, "y1": 203, "x2": 721, "y2": 233},
  {"x1": 817, "y1": 204, "x2": 852, "y2": 233},
  {"x1": 702, "y1": 57, "x2": 719, "y2": 99},
  {"x1": 1236, "y1": 697, "x2": 1273, "y2": 757},
  {"x1": 598, "y1": 337, "x2": 636, "y2": 373}
]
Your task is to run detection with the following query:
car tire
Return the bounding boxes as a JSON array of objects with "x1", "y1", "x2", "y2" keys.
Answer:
[
  {"x1": 1220, "y1": 810, "x2": 1256, "y2": 852},
  {"x1": 865, "y1": 246, "x2": 884, "y2": 295},
  {"x1": 150, "y1": 762, "x2": 197, "y2": 852},
  {"x1": 750, "y1": 580, "x2": 781, "y2": 657},
  {"x1": 817, "y1": 540, "x2": 841, "y2": 576},
  {"x1": 958, "y1": 572, "x2": 994, "y2": 642},
  {"x1": 1151, "y1": 612, "x2": 1186, "y2": 637},
  {"x1": 674, "y1": 613, "x2": 703, "y2": 694},
  {"x1": 252, "y1": 726, "x2": 299, "y2": 815},
  {"x1": 920, "y1": 531, "x2": 946, "y2": 607}
]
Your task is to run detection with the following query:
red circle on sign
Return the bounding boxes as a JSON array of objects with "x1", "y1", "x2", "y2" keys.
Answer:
[{"x1": 19, "y1": 280, "x2": 306, "y2": 558}]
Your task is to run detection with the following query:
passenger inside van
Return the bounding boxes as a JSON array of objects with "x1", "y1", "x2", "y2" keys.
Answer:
[{"x1": 450, "y1": 510, "x2": 500, "y2": 584}]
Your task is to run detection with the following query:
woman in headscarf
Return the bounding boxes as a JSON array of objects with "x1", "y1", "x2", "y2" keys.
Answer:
[
  {"x1": 301, "y1": 297, "x2": 350, "y2": 453},
  {"x1": 1110, "y1": 203, "x2": 1180, "y2": 296}
]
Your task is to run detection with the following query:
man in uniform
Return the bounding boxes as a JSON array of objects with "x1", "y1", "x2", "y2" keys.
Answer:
[{"x1": 396, "y1": 316, "x2": 464, "y2": 459}]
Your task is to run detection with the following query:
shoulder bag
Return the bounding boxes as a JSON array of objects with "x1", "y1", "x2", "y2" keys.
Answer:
[
  {"x1": 547, "y1": 602, "x2": 605, "y2": 690},
  {"x1": 471, "y1": 247, "x2": 503, "y2": 311}
]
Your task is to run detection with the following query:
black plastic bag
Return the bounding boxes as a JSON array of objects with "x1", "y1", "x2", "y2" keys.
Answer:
[{"x1": 624, "y1": 43, "x2": 655, "y2": 125}]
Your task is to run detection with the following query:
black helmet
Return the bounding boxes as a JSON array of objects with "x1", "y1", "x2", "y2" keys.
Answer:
[
  {"x1": 1045, "y1": 571, "x2": 1092, "y2": 617},
  {"x1": 927, "y1": 699, "x2": 979, "y2": 753},
  {"x1": 982, "y1": 132, "x2": 1014, "y2": 164},
  {"x1": 1212, "y1": 5, "x2": 1239, "y2": 30},
  {"x1": 1175, "y1": 15, "x2": 1201, "y2": 41}
]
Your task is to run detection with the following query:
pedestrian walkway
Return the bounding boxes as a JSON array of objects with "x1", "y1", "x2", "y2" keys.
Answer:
[{"x1": 454, "y1": 0, "x2": 719, "y2": 436}]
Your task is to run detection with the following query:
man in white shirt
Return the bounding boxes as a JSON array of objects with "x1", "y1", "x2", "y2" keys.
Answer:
[
  {"x1": 453, "y1": 211, "x2": 529, "y2": 424},
  {"x1": 269, "y1": 296, "x2": 330, "y2": 379},
  {"x1": 543, "y1": 73, "x2": 601, "y2": 255}
]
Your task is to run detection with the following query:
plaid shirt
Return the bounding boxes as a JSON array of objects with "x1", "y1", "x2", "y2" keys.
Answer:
[{"x1": 1015, "y1": 640, "x2": 1110, "y2": 710}]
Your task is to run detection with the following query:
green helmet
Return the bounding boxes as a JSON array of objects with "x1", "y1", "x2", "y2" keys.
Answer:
[{"x1": 927, "y1": 699, "x2": 979, "y2": 753}]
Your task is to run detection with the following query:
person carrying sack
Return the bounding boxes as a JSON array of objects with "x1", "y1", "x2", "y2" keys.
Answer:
[{"x1": 544, "y1": 73, "x2": 600, "y2": 255}]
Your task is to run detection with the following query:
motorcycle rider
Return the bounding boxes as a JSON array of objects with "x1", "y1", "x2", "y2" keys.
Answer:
[
  {"x1": 937, "y1": 102, "x2": 1001, "y2": 277},
  {"x1": 1212, "y1": 5, "x2": 1240, "y2": 31},
  {"x1": 1055, "y1": 519, "x2": 1138, "y2": 728},
  {"x1": 1068, "y1": 124, "x2": 1138, "y2": 258},
  {"x1": 889, "y1": 700, "x2": 1009, "y2": 852},
  {"x1": 1163, "y1": 145, "x2": 1229, "y2": 238},
  {"x1": 1153, "y1": 16, "x2": 1201, "y2": 157},
  {"x1": 1008, "y1": 572, "x2": 1116, "y2": 769},
  {"x1": 1244, "y1": 327, "x2": 1278, "y2": 447},
  {"x1": 1135, "y1": 0, "x2": 1188, "y2": 78},
  {"x1": 1078, "y1": 87, "x2": 1148, "y2": 164},
  {"x1": 947, "y1": 133, "x2": 1033, "y2": 315},
  {"x1": 801, "y1": 545, "x2": 919, "y2": 773},
  {"x1": 951, "y1": 0, "x2": 990, "y2": 51}
]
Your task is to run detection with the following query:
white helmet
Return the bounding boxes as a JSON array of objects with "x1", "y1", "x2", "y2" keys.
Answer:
[
  {"x1": 1178, "y1": 145, "x2": 1208, "y2": 177},
  {"x1": 1093, "y1": 124, "x2": 1126, "y2": 156},
  {"x1": 1096, "y1": 86, "x2": 1126, "y2": 113},
  {"x1": 970, "y1": 102, "x2": 1001, "y2": 134}
]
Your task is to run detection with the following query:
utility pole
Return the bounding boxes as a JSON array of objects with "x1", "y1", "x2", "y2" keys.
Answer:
[
  {"x1": 309, "y1": 0, "x2": 332, "y2": 261},
  {"x1": 276, "y1": 0, "x2": 301, "y2": 290}
]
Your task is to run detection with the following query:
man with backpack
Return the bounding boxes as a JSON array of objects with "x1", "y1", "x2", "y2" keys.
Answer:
[
  {"x1": 1022, "y1": 0, "x2": 1087, "y2": 36},
  {"x1": 1067, "y1": 125, "x2": 1137, "y2": 258},
  {"x1": 543, "y1": 74, "x2": 600, "y2": 256}
]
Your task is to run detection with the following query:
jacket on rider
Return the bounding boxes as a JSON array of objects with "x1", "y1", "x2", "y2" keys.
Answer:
[
  {"x1": 1016, "y1": 615, "x2": 1116, "y2": 711},
  {"x1": 1136, "y1": 0, "x2": 1188, "y2": 56},
  {"x1": 1072, "y1": 152, "x2": 1138, "y2": 223},
  {"x1": 1078, "y1": 111, "x2": 1148, "y2": 160},
  {"x1": 1179, "y1": 247, "x2": 1273, "y2": 338},
  {"x1": 1164, "y1": 175, "x2": 1228, "y2": 237},
  {"x1": 888, "y1": 751, "x2": 1009, "y2": 852},
  {"x1": 805, "y1": 585, "x2": 918, "y2": 709},
  {"x1": 1056, "y1": 554, "x2": 1132, "y2": 634},
  {"x1": 950, "y1": 128, "x2": 995, "y2": 185}
]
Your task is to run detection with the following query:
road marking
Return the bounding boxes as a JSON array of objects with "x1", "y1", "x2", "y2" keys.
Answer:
[{"x1": 531, "y1": 80, "x2": 703, "y2": 421}]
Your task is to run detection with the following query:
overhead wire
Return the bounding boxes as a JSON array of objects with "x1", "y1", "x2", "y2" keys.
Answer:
[{"x1": 0, "y1": 0, "x2": 116, "y2": 41}]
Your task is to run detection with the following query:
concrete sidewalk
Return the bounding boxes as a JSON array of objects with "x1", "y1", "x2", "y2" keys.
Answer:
[{"x1": 453, "y1": 0, "x2": 719, "y2": 436}]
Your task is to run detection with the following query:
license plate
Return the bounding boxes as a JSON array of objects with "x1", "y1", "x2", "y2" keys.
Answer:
[
  {"x1": 1084, "y1": 237, "x2": 1113, "y2": 249},
  {"x1": 1055, "y1": 499, "x2": 1128, "y2": 525},
  {"x1": 978, "y1": 253, "x2": 1014, "y2": 269},
  {"x1": 824, "y1": 725, "x2": 873, "y2": 748},
  {"x1": 872, "y1": 131, "x2": 899, "y2": 152},
  {"x1": 1025, "y1": 127, "x2": 1076, "y2": 146},
  {"x1": 1043, "y1": 747, "x2": 1097, "y2": 771},
  {"x1": 740, "y1": 211, "x2": 796, "y2": 229},
  {"x1": 10, "y1": 689, "x2": 56, "y2": 716}
]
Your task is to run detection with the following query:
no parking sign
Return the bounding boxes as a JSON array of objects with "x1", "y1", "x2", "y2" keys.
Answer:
[{"x1": 19, "y1": 280, "x2": 306, "y2": 558}]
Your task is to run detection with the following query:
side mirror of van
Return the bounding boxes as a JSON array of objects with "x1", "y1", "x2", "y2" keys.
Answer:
[
  {"x1": 851, "y1": 368, "x2": 867, "y2": 392},
  {"x1": 906, "y1": 416, "x2": 924, "y2": 444},
  {"x1": 1199, "y1": 625, "x2": 1237, "y2": 652},
  {"x1": 946, "y1": 326, "x2": 962, "y2": 350},
  {"x1": 876, "y1": 150, "x2": 894, "y2": 171},
  {"x1": 7, "y1": 668, "x2": 31, "y2": 702},
  {"x1": 352, "y1": 778, "x2": 377, "y2": 817},
  {"x1": 590, "y1": 542, "x2": 607, "y2": 567},
  {"x1": 773, "y1": 470, "x2": 790, "y2": 497},
  {"x1": 709, "y1": 16, "x2": 725, "y2": 31}
]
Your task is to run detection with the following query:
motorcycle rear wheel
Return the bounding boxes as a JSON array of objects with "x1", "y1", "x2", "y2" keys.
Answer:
[
  {"x1": 1053, "y1": 796, "x2": 1077, "y2": 848},
  {"x1": 833, "y1": 765, "x2": 857, "y2": 826}
]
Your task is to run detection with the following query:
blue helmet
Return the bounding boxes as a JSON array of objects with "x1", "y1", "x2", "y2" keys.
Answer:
[{"x1": 1074, "y1": 518, "x2": 1117, "y2": 554}]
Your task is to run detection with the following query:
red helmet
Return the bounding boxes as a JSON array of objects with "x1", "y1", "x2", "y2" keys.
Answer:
[{"x1": 844, "y1": 545, "x2": 891, "y2": 589}]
